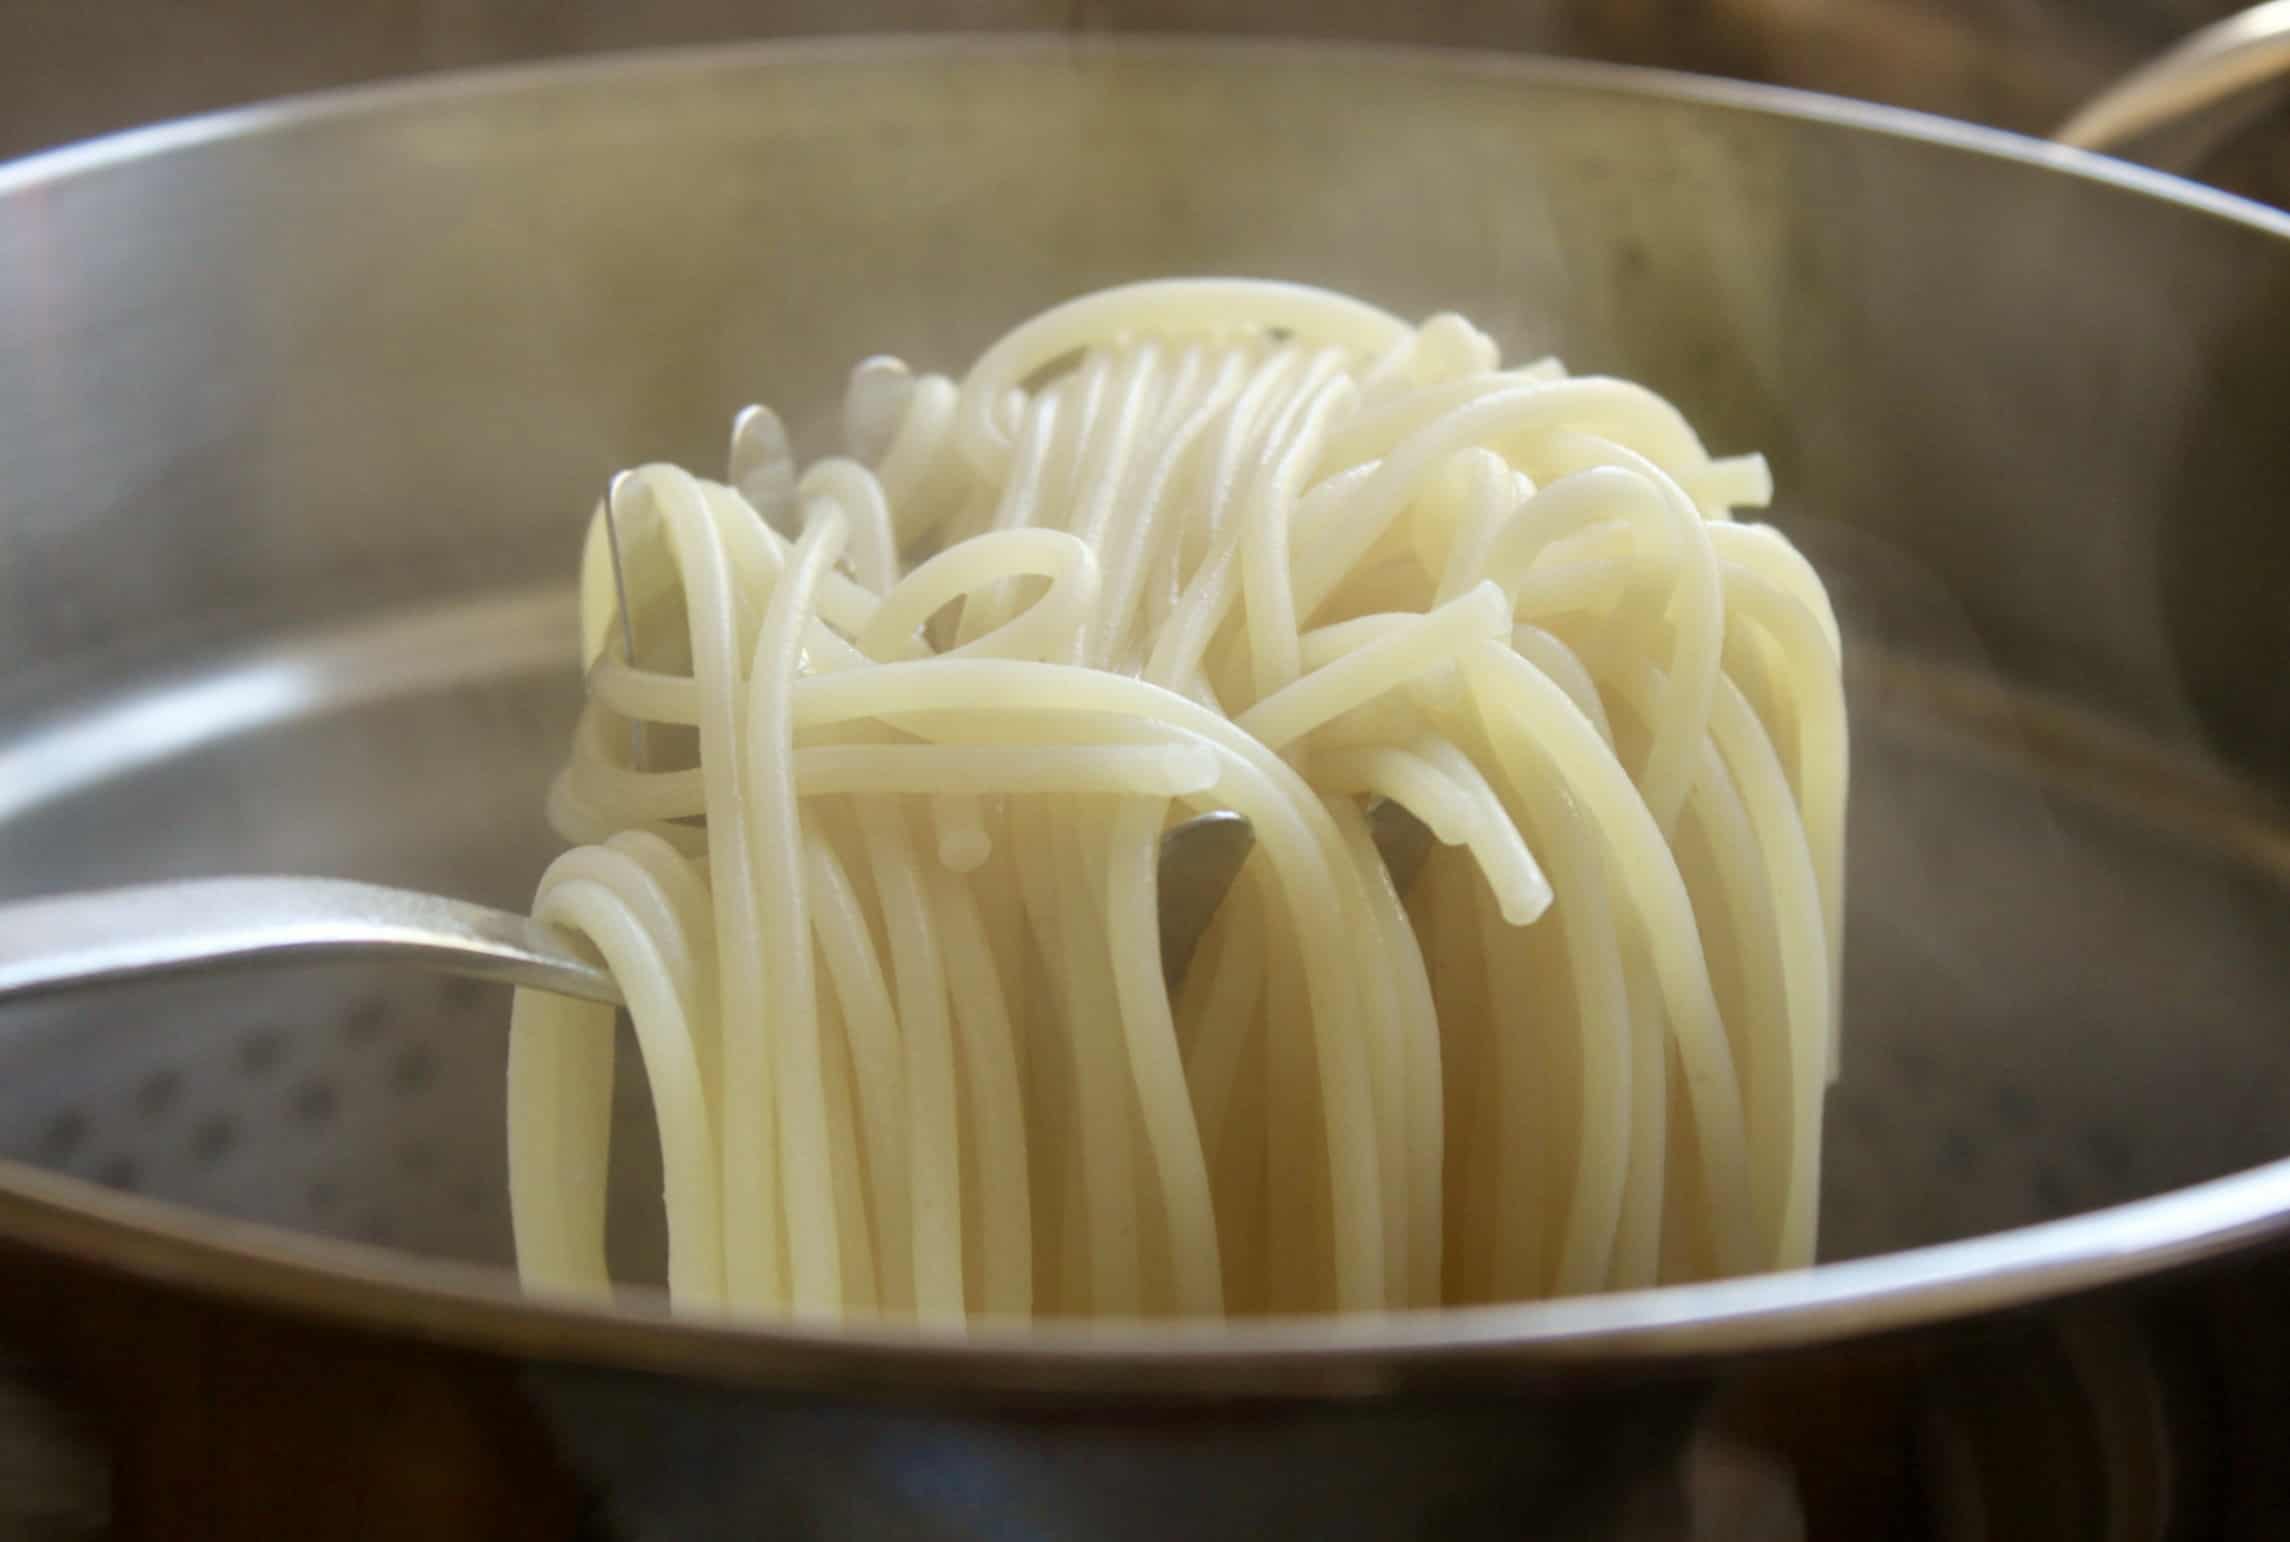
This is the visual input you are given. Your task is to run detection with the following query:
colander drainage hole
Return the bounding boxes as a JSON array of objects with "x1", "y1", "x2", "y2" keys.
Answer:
[
  {"x1": 2032, "y1": 1165, "x2": 2075, "y2": 1218},
  {"x1": 189, "y1": 1115, "x2": 238, "y2": 1166},
  {"x1": 1937, "y1": 1127, "x2": 1980, "y2": 1180},
  {"x1": 1833, "y1": 1085, "x2": 1890, "y2": 1146},
  {"x1": 1992, "y1": 1083, "x2": 2038, "y2": 1133},
  {"x1": 388, "y1": 1045, "x2": 437, "y2": 1094},
  {"x1": 35, "y1": 1111, "x2": 87, "y2": 1163},
  {"x1": 290, "y1": 1077, "x2": 339, "y2": 1126},
  {"x1": 2081, "y1": 1125, "x2": 2133, "y2": 1186},
  {"x1": 134, "y1": 1068, "x2": 182, "y2": 1119},
  {"x1": 236, "y1": 1028, "x2": 285, "y2": 1077},
  {"x1": 1891, "y1": 1045, "x2": 1938, "y2": 1093},
  {"x1": 341, "y1": 997, "x2": 388, "y2": 1047}
]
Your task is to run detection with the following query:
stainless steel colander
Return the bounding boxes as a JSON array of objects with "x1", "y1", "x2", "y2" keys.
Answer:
[{"x1": 4, "y1": 34, "x2": 2290, "y2": 1541}]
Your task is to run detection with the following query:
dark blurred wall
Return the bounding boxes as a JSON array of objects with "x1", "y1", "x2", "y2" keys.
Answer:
[{"x1": 0, "y1": 0, "x2": 2252, "y2": 161}]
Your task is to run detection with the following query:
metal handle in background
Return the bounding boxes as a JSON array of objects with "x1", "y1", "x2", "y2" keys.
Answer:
[
  {"x1": 2057, "y1": 0, "x2": 2290, "y2": 155},
  {"x1": 0, "y1": 878, "x2": 622, "y2": 1008}
]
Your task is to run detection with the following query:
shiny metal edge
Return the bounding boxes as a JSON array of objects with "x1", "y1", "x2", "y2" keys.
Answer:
[
  {"x1": 1, "y1": 1146, "x2": 2287, "y2": 1398},
  {"x1": 3, "y1": 33, "x2": 2288, "y2": 243}
]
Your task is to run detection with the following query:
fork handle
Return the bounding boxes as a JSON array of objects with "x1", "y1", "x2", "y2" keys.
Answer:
[{"x1": 0, "y1": 878, "x2": 621, "y2": 1008}]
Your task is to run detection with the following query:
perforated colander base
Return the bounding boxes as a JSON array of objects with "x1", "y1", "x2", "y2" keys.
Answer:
[{"x1": 0, "y1": 591, "x2": 2287, "y2": 1289}]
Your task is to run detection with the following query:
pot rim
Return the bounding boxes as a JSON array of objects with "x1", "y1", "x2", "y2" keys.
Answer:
[{"x1": 4, "y1": 34, "x2": 2288, "y2": 1400}]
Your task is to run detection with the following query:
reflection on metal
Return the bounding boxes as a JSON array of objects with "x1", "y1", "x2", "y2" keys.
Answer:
[
  {"x1": 0, "y1": 878, "x2": 622, "y2": 1010},
  {"x1": 0, "y1": 588, "x2": 572, "y2": 826},
  {"x1": 2057, "y1": 1, "x2": 2290, "y2": 156}
]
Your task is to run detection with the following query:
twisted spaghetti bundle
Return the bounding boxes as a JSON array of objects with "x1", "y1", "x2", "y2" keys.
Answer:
[{"x1": 508, "y1": 280, "x2": 1846, "y2": 1323}]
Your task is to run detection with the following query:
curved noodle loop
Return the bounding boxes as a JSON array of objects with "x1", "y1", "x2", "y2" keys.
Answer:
[{"x1": 508, "y1": 280, "x2": 1847, "y2": 1322}]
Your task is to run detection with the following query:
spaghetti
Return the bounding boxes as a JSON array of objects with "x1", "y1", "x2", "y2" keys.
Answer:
[{"x1": 507, "y1": 279, "x2": 1847, "y2": 1323}]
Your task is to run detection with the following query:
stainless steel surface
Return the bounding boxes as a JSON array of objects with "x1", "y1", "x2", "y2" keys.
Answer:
[
  {"x1": 5, "y1": 3, "x2": 2268, "y2": 183},
  {"x1": 1367, "y1": 794, "x2": 1440, "y2": 895},
  {"x1": 1154, "y1": 808, "x2": 1255, "y2": 988},
  {"x1": 2060, "y1": 0, "x2": 2290, "y2": 153},
  {"x1": 1162, "y1": 792, "x2": 1441, "y2": 967},
  {"x1": 3, "y1": 35, "x2": 2290, "y2": 1538},
  {"x1": 15, "y1": 2, "x2": 2288, "y2": 216},
  {"x1": 0, "y1": 821, "x2": 1298, "y2": 1012},
  {"x1": 0, "y1": 879, "x2": 623, "y2": 1009}
]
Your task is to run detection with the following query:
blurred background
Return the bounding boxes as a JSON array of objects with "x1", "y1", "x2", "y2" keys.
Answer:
[{"x1": 5, "y1": 0, "x2": 2287, "y2": 203}]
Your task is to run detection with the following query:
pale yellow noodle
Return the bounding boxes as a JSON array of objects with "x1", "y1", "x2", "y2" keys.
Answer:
[{"x1": 510, "y1": 280, "x2": 1844, "y2": 1327}]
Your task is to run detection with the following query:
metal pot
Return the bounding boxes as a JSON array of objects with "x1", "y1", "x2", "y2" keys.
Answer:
[
  {"x1": 3, "y1": 36, "x2": 2290, "y2": 1540},
  {"x1": 10, "y1": 1, "x2": 2290, "y2": 213}
]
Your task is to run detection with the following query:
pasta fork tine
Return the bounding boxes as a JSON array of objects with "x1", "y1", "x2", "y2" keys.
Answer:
[
  {"x1": 0, "y1": 812, "x2": 1435, "y2": 1013},
  {"x1": 1154, "y1": 800, "x2": 1434, "y2": 984}
]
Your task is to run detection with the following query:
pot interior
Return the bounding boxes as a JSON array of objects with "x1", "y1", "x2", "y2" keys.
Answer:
[{"x1": 2, "y1": 41, "x2": 2288, "y2": 1304}]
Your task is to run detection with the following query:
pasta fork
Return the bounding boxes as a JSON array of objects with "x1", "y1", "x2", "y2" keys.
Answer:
[
  {"x1": 0, "y1": 477, "x2": 1437, "y2": 1011},
  {"x1": 0, "y1": 805, "x2": 1429, "y2": 1010}
]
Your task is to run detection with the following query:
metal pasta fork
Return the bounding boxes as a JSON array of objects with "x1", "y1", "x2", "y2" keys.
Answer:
[
  {"x1": 0, "y1": 805, "x2": 1430, "y2": 1010},
  {"x1": 0, "y1": 480, "x2": 1435, "y2": 1012}
]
